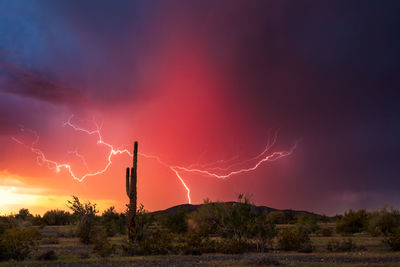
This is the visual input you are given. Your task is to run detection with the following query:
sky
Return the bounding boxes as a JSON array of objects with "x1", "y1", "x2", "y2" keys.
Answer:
[{"x1": 0, "y1": 0, "x2": 399, "y2": 215}]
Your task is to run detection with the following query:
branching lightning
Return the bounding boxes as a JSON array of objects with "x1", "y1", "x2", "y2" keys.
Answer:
[{"x1": 12, "y1": 115, "x2": 296, "y2": 204}]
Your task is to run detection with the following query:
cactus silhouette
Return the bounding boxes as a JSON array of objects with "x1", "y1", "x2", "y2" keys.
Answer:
[{"x1": 126, "y1": 141, "x2": 138, "y2": 242}]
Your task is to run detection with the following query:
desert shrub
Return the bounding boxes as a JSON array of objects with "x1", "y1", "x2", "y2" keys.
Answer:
[
  {"x1": 247, "y1": 212, "x2": 277, "y2": 252},
  {"x1": 0, "y1": 217, "x2": 12, "y2": 235},
  {"x1": 101, "y1": 206, "x2": 126, "y2": 237},
  {"x1": 189, "y1": 200, "x2": 225, "y2": 236},
  {"x1": 36, "y1": 250, "x2": 58, "y2": 261},
  {"x1": 190, "y1": 194, "x2": 275, "y2": 245},
  {"x1": 327, "y1": 238, "x2": 366, "y2": 252},
  {"x1": 317, "y1": 227, "x2": 333, "y2": 237},
  {"x1": 129, "y1": 204, "x2": 154, "y2": 243},
  {"x1": 278, "y1": 227, "x2": 312, "y2": 252},
  {"x1": 43, "y1": 210, "x2": 73, "y2": 225},
  {"x1": 139, "y1": 228, "x2": 175, "y2": 255},
  {"x1": 15, "y1": 208, "x2": 33, "y2": 221},
  {"x1": 216, "y1": 238, "x2": 253, "y2": 254},
  {"x1": 296, "y1": 214, "x2": 320, "y2": 234},
  {"x1": 383, "y1": 232, "x2": 400, "y2": 251},
  {"x1": 266, "y1": 211, "x2": 294, "y2": 224},
  {"x1": 67, "y1": 196, "x2": 99, "y2": 244},
  {"x1": 336, "y1": 209, "x2": 368, "y2": 234},
  {"x1": 92, "y1": 225, "x2": 115, "y2": 257},
  {"x1": 182, "y1": 231, "x2": 204, "y2": 255},
  {"x1": 367, "y1": 207, "x2": 400, "y2": 236},
  {"x1": 122, "y1": 228, "x2": 174, "y2": 255},
  {"x1": 0, "y1": 227, "x2": 42, "y2": 261},
  {"x1": 181, "y1": 231, "x2": 221, "y2": 255},
  {"x1": 30, "y1": 215, "x2": 44, "y2": 226},
  {"x1": 160, "y1": 208, "x2": 188, "y2": 234}
]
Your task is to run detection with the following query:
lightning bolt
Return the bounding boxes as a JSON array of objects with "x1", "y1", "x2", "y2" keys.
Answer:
[{"x1": 12, "y1": 115, "x2": 296, "y2": 204}]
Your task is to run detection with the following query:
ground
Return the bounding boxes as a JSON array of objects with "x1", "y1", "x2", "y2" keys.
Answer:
[{"x1": 2, "y1": 225, "x2": 400, "y2": 266}]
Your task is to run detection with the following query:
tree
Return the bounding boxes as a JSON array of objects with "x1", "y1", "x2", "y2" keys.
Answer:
[
  {"x1": 67, "y1": 196, "x2": 99, "y2": 244},
  {"x1": 16, "y1": 209, "x2": 32, "y2": 221},
  {"x1": 101, "y1": 206, "x2": 126, "y2": 236},
  {"x1": 336, "y1": 209, "x2": 368, "y2": 234}
]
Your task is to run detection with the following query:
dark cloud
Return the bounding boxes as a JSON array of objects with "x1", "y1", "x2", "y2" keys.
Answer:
[{"x1": 0, "y1": 62, "x2": 84, "y2": 105}]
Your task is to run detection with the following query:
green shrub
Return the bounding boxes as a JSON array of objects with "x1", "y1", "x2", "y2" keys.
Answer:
[
  {"x1": 383, "y1": 232, "x2": 400, "y2": 251},
  {"x1": 0, "y1": 217, "x2": 12, "y2": 235},
  {"x1": 67, "y1": 196, "x2": 99, "y2": 244},
  {"x1": 216, "y1": 238, "x2": 253, "y2": 254},
  {"x1": 0, "y1": 227, "x2": 42, "y2": 261},
  {"x1": 247, "y1": 213, "x2": 276, "y2": 252},
  {"x1": 317, "y1": 227, "x2": 333, "y2": 237},
  {"x1": 190, "y1": 194, "x2": 275, "y2": 245},
  {"x1": 181, "y1": 231, "x2": 220, "y2": 255},
  {"x1": 160, "y1": 209, "x2": 188, "y2": 234},
  {"x1": 30, "y1": 215, "x2": 44, "y2": 226},
  {"x1": 266, "y1": 211, "x2": 294, "y2": 224},
  {"x1": 368, "y1": 207, "x2": 400, "y2": 236},
  {"x1": 278, "y1": 227, "x2": 312, "y2": 251},
  {"x1": 101, "y1": 206, "x2": 126, "y2": 237},
  {"x1": 92, "y1": 226, "x2": 115, "y2": 257},
  {"x1": 129, "y1": 204, "x2": 154, "y2": 243},
  {"x1": 15, "y1": 208, "x2": 32, "y2": 221},
  {"x1": 296, "y1": 214, "x2": 320, "y2": 234},
  {"x1": 43, "y1": 210, "x2": 73, "y2": 225},
  {"x1": 336, "y1": 209, "x2": 368, "y2": 234},
  {"x1": 326, "y1": 238, "x2": 366, "y2": 252},
  {"x1": 121, "y1": 228, "x2": 174, "y2": 256}
]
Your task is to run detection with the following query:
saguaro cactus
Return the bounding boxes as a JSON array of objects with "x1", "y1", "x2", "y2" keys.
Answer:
[{"x1": 126, "y1": 141, "x2": 138, "y2": 242}]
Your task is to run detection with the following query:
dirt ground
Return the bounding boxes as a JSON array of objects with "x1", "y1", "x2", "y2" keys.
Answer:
[
  {"x1": 3, "y1": 253, "x2": 400, "y2": 267},
  {"x1": 3, "y1": 225, "x2": 400, "y2": 266}
]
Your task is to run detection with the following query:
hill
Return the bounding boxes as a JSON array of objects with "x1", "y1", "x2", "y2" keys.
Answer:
[{"x1": 151, "y1": 202, "x2": 324, "y2": 220}]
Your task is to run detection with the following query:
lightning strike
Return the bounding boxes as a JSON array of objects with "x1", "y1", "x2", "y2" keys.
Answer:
[{"x1": 12, "y1": 116, "x2": 295, "y2": 204}]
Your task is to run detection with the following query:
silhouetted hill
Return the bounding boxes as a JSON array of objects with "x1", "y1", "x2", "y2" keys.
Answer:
[{"x1": 151, "y1": 202, "x2": 324, "y2": 219}]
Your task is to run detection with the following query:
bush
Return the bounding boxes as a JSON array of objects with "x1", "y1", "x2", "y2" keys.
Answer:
[
  {"x1": 266, "y1": 211, "x2": 294, "y2": 224},
  {"x1": 43, "y1": 210, "x2": 73, "y2": 225},
  {"x1": 0, "y1": 217, "x2": 12, "y2": 235},
  {"x1": 383, "y1": 232, "x2": 400, "y2": 251},
  {"x1": 278, "y1": 227, "x2": 312, "y2": 252},
  {"x1": 216, "y1": 239, "x2": 253, "y2": 254},
  {"x1": 0, "y1": 227, "x2": 42, "y2": 261},
  {"x1": 160, "y1": 209, "x2": 188, "y2": 234},
  {"x1": 122, "y1": 228, "x2": 174, "y2": 256},
  {"x1": 296, "y1": 214, "x2": 320, "y2": 234},
  {"x1": 15, "y1": 209, "x2": 32, "y2": 221},
  {"x1": 247, "y1": 213, "x2": 276, "y2": 252},
  {"x1": 67, "y1": 196, "x2": 99, "y2": 244},
  {"x1": 326, "y1": 238, "x2": 366, "y2": 252},
  {"x1": 317, "y1": 227, "x2": 333, "y2": 237},
  {"x1": 368, "y1": 207, "x2": 400, "y2": 236},
  {"x1": 101, "y1": 206, "x2": 126, "y2": 237},
  {"x1": 92, "y1": 226, "x2": 115, "y2": 257},
  {"x1": 190, "y1": 194, "x2": 275, "y2": 245},
  {"x1": 336, "y1": 209, "x2": 368, "y2": 234},
  {"x1": 129, "y1": 204, "x2": 154, "y2": 243}
]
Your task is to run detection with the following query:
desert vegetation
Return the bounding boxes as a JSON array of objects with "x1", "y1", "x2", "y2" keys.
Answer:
[{"x1": 1, "y1": 197, "x2": 400, "y2": 266}]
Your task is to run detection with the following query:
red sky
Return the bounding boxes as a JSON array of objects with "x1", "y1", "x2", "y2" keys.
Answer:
[{"x1": 1, "y1": 1, "x2": 400, "y2": 215}]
